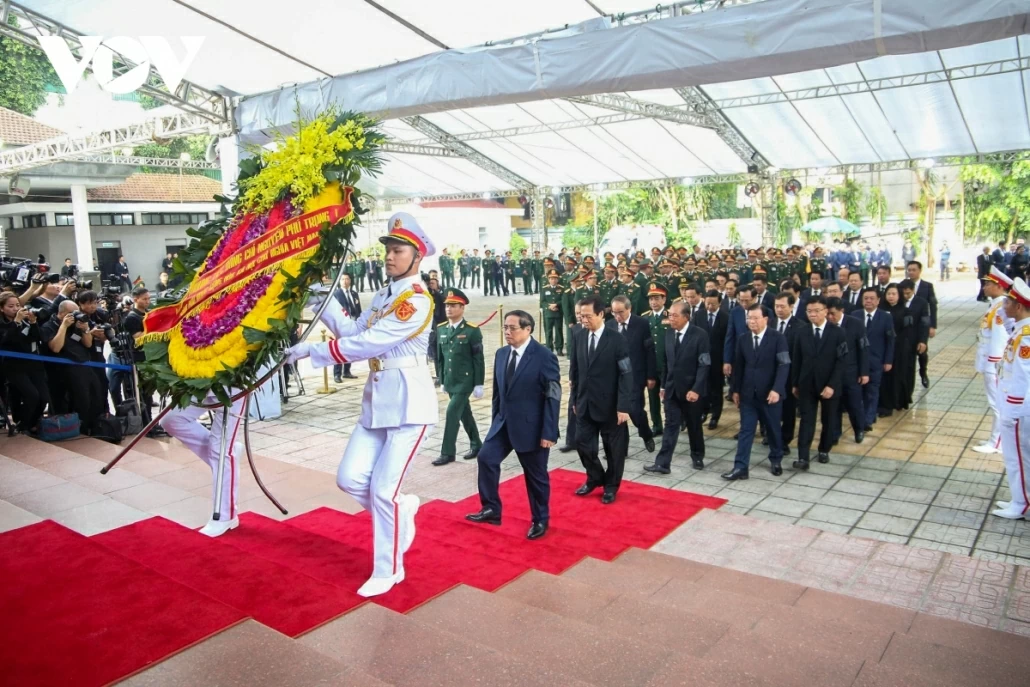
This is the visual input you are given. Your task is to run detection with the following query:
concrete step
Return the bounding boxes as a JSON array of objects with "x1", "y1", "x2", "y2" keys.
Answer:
[
  {"x1": 300, "y1": 601, "x2": 592, "y2": 687},
  {"x1": 114, "y1": 620, "x2": 387, "y2": 687},
  {"x1": 879, "y1": 631, "x2": 1030, "y2": 685},
  {"x1": 410, "y1": 584, "x2": 672, "y2": 687}
]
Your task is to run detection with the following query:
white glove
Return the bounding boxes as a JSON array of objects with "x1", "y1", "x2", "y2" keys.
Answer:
[
  {"x1": 306, "y1": 286, "x2": 328, "y2": 310},
  {"x1": 473, "y1": 385, "x2": 484, "y2": 399},
  {"x1": 285, "y1": 342, "x2": 311, "y2": 364}
]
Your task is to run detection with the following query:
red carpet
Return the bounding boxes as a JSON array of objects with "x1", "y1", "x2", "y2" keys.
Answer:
[
  {"x1": 0, "y1": 521, "x2": 244, "y2": 687},
  {"x1": 94, "y1": 516, "x2": 365, "y2": 636}
]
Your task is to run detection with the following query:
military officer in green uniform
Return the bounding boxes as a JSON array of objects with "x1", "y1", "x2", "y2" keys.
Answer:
[
  {"x1": 643, "y1": 282, "x2": 670, "y2": 435},
  {"x1": 563, "y1": 271, "x2": 584, "y2": 358},
  {"x1": 540, "y1": 268, "x2": 565, "y2": 354},
  {"x1": 458, "y1": 249, "x2": 470, "y2": 288},
  {"x1": 598, "y1": 263, "x2": 620, "y2": 319},
  {"x1": 470, "y1": 249, "x2": 482, "y2": 289},
  {"x1": 618, "y1": 267, "x2": 644, "y2": 314},
  {"x1": 432, "y1": 287, "x2": 485, "y2": 466},
  {"x1": 355, "y1": 251, "x2": 368, "y2": 291},
  {"x1": 438, "y1": 248, "x2": 453, "y2": 288},
  {"x1": 519, "y1": 248, "x2": 533, "y2": 295},
  {"x1": 531, "y1": 250, "x2": 543, "y2": 294},
  {"x1": 482, "y1": 249, "x2": 494, "y2": 295},
  {"x1": 809, "y1": 247, "x2": 828, "y2": 285}
]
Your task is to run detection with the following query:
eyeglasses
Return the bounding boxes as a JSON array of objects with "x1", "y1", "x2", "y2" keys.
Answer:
[{"x1": 501, "y1": 325, "x2": 524, "y2": 332}]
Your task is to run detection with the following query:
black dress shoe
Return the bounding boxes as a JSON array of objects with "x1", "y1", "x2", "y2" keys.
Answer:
[
  {"x1": 700, "y1": 413, "x2": 708, "y2": 424},
  {"x1": 721, "y1": 467, "x2": 749, "y2": 481},
  {"x1": 817, "y1": 452, "x2": 829, "y2": 463},
  {"x1": 527, "y1": 521, "x2": 548, "y2": 540},
  {"x1": 575, "y1": 482, "x2": 601, "y2": 496},
  {"x1": 855, "y1": 431, "x2": 865, "y2": 444},
  {"x1": 343, "y1": 373, "x2": 358, "y2": 379},
  {"x1": 878, "y1": 410, "x2": 892, "y2": 418},
  {"x1": 792, "y1": 458, "x2": 810, "y2": 471},
  {"x1": 465, "y1": 508, "x2": 501, "y2": 525},
  {"x1": 643, "y1": 463, "x2": 671, "y2": 474},
  {"x1": 601, "y1": 491, "x2": 616, "y2": 505},
  {"x1": 770, "y1": 464, "x2": 783, "y2": 476},
  {"x1": 463, "y1": 448, "x2": 480, "y2": 460},
  {"x1": 333, "y1": 376, "x2": 343, "y2": 383},
  {"x1": 691, "y1": 458, "x2": 705, "y2": 470},
  {"x1": 920, "y1": 374, "x2": 930, "y2": 388},
  {"x1": 761, "y1": 436, "x2": 769, "y2": 446},
  {"x1": 864, "y1": 425, "x2": 873, "y2": 433},
  {"x1": 432, "y1": 454, "x2": 455, "y2": 466},
  {"x1": 645, "y1": 438, "x2": 656, "y2": 453},
  {"x1": 707, "y1": 419, "x2": 718, "y2": 430},
  {"x1": 558, "y1": 444, "x2": 575, "y2": 453}
]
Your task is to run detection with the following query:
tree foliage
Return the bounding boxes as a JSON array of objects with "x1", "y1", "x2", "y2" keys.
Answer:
[
  {"x1": 133, "y1": 134, "x2": 210, "y2": 175},
  {"x1": 509, "y1": 232, "x2": 528, "y2": 254},
  {"x1": 835, "y1": 178, "x2": 864, "y2": 225},
  {"x1": 561, "y1": 224, "x2": 595, "y2": 252},
  {"x1": 865, "y1": 186, "x2": 888, "y2": 228},
  {"x1": 0, "y1": 17, "x2": 58, "y2": 116},
  {"x1": 960, "y1": 161, "x2": 1030, "y2": 244}
]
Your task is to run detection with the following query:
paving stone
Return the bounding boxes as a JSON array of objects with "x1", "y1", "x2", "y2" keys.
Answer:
[
  {"x1": 819, "y1": 490, "x2": 878, "y2": 510},
  {"x1": 750, "y1": 496, "x2": 812, "y2": 518},
  {"x1": 747, "y1": 510, "x2": 800, "y2": 525},
  {"x1": 795, "y1": 518, "x2": 851, "y2": 534},
  {"x1": 867, "y1": 497, "x2": 931, "y2": 520},
  {"x1": 854, "y1": 512, "x2": 920, "y2": 537},
  {"x1": 856, "y1": 457, "x2": 906, "y2": 472},
  {"x1": 831, "y1": 478, "x2": 887, "y2": 497},
  {"x1": 938, "y1": 480, "x2": 999, "y2": 500},
  {"x1": 769, "y1": 483, "x2": 828, "y2": 503},
  {"x1": 922, "y1": 506, "x2": 986, "y2": 529},
  {"x1": 844, "y1": 468, "x2": 896, "y2": 484},
  {"x1": 849, "y1": 528, "x2": 910, "y2": 544},
  {"x1": 891, "y1": 473, "x2": 947, "y2": 490},
  {"x1": 715, "y1": 488, "x2": 768, "y2": 509},
  {"x1": 786, "y1": 472, "x2": 840, "y2": 489},
  {"x1": 879, "y1": 485, "x2": 937, "y2": 504},
  {"x1": 804, "y1": 504, "x2": 865, "y2": 527},
  {"x1": 948, "y1": 468, "x2": 1005, "y2": 485}
]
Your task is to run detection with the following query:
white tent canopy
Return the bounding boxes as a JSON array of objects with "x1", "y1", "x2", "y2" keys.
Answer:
[{"x1": 9, "y1": 0, "x2": 1030, "y2": 201}]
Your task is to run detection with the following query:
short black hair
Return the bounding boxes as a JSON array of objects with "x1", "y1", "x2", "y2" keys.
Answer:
[
  {"x1": 76, "y1": 290, "x2": 98, "y2": 304},
  {"x1": 906, "y1": 260, "x2": 923, "y2": 271},
  {"x1": 806, "y1": 295, "x2": 828, "y2": 308},
  {"x1": 704, "y1": 289, "x2": 721, "y2": 300},
  {"x1": 876, "y1": 265, "x2": 892, "y2": 274},
  {"x1": 779, "y1": 280, "x2": 796, "y2": 293},
  {"x1": 775, "y1": 292, "x2": 796, "y2": 306},
  {"x1": 825, "y1": 296, "x2": 845, "y2": 311},
  {"x1": 752, "y1": 274, "x2": 767, "y2": 284},
  {"x1": 684, "y1": 283, "x2": 701, "y2": 295},
  {"x1": 505, "y1": 309, "x2": 535, "y2": 333},
  {"x1": 737, "y1": 285, "x2": 755, "y2": 298},
  {"x1": 130, "y1": 285, "x2": 148, "y2": 298},
  {"x1": 899, "y1": 278, "x2": 915, "y2": 291},
  {"x1": 578, "y1": 295, "x2": 604, "y2": 315}
]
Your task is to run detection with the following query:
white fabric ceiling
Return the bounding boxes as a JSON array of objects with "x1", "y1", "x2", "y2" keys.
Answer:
[{"x1": 18, "y1": 0, "x2": 1030, "y2": 198}]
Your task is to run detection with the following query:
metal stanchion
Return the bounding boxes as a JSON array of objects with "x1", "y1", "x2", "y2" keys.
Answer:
[
  {"x1": 538, "y1": 308, "x2": 544, "y2": 341},
  {"x1": 212, "y1": 407, "x2": 231, "y2": 521},
  {"x1": 498, "y1": 304, "x2": 504, "y2": 345},
  {"x1": 316, "y1": 329, "x2": 337, "y2": 395}
]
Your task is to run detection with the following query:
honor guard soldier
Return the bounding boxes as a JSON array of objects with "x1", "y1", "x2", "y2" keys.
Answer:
[
  {"x1": 519, "y1": 248, "x2": 533, "y2": 295},
  {"x1": 974, "y1": 266, "x2": 1015, "y2": 454},
  {"x1": 532, "y1": 249, "x2": 544, "y2": 294},
  {"x1": 540, "y1": 268, "x2": 566, "y2": 354},
  {"x1": 992, "y1": 278, "x2": 1030, "y2": 520},
  {"x1": 644, "y1": 282, "x2": 671, "y2": 435},
  {"x1": 287, "y1": 212, "x2": 438, "y2": 597},
  {"x1": 432, "y1": 287, "x2": 485, "y2": 466},
  {"x1": 439, "y1": 248, "x2": 454, "y2": 288},
  {"x1": 458, "y1": 249, "x2": 470, "y2": 288},
  {"x1": 482, "y1": 249, "x2": 494, "y2": 295},
  {"x1": 470, "y1": 249, "x2": 482, "y2": 289}
]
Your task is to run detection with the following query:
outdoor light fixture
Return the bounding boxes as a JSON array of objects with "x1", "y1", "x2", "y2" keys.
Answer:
[
  {"x1": 784, "y1": 178, "x2": 802, "y2": 196},
  {"x1": 680, "y1": 177, "x2": 694, "y2": 186},
  {"x1": 179, "y1": 153, "x2": 191, "y2": 162}
]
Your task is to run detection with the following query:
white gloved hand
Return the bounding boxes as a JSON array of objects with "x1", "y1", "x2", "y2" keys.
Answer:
[
  {"x1": 286, "y1": 342, "x2": 311, "y2": 364},
  {"x1": 306, "y1": 286, "x2": 328, "y2": 310},
  {"x1": 473, "y1": 385, "x2": 484, "y2": 399}
]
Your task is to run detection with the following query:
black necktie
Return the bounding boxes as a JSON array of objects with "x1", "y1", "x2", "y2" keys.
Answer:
[
  {"x1": 676, "y1": 332, "x2": 683, "y2": 349},
  {"x1": 779, "y1": 321, "x2": 785, "y2": 334},
  {"x1": 589, "y1": 332, "x2": 597, "y2": 358},
  {"x1": 815, "y1": 327, "x2": 822, "y2": 343},
  {"x1": 866, "y1": 313, "x2": 872, "y2": 328},
  {"x1": 620, "y1": 323, "x2": 626, "y2": 335},
  {"x1": 753, "y1": 335, "x2": 759, "y2": 351},
  {"x1": 709, "y1": 313, "x2": 715, "y2": 328},
  {"x1": 506, "y1": 350, "x2": 518, "y2": 390}
]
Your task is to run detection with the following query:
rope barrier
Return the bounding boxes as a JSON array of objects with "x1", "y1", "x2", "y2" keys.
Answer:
[
  {"x1": 0, "y1": 349, "x2": 133, "y2": 371},
  {"x1": 476, "y1": 310, "x2": 499, "y2": 327}
]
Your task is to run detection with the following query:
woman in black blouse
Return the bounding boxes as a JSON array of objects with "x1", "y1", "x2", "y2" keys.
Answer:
[{"x1": 0, "y1": 292, "x2": 49, "y2": 433}]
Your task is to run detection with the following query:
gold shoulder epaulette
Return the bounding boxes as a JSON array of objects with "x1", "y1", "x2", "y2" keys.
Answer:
[
  {"x1": 437, "y1": 321, "x2": 447, "y2": 327},
  {"x1": 1023, "y1": 325, "x2": 1030, "y2": 336},
  {"x1": 466, "y1": 322, "x2": 478, "y2": 328}
]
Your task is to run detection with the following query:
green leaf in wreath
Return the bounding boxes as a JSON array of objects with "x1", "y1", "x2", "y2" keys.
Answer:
[{"x1": 242, "y1": 326, "x2": 268, "y2": 344}]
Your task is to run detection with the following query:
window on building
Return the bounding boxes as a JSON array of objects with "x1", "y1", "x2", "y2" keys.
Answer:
[
  {"x1": 0, "y1": 217, "x2": 12, "y2": 231},
  {"x1": 55, "y1": 213, "x2": 74, "y2": 226},
  {"x1": 88, "y1": 213, "x2": 134, "y2": 226},
  {"x1": 23, "y1": 214, "x2": 46, "y2": 228},
  {"x1": 141, "y1": 212, "x2": 209, "y2": 225}
]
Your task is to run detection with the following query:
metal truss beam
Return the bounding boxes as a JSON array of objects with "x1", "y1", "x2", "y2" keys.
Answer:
[
  {"x1": 0, "y1": 2, "x2": 229, "y2": 124},
  {"x1": 65, "y1": 154, "x2": 220, "y2": 169},
  {"x1": 779, "y1": 150, "x2": 1030, "y2": 177},
  {"x1": 0, "y1": 111, "x2": 228, "y2": 175},
  {"x1": 381, "y1": 142, "x2": 461, "y2": 157},
  {"x1": 401, "y1": 116, "x2": 534, "y2": 190},
  {"x1": 563, "y1": 94, "x2": 714, "y2": 129},
  {"x1": 674, "y1": 87, "x2": 769, "y2": 169},
  {"x1": 712, "y1": 57, "x2": 1030, "y2": 109}
]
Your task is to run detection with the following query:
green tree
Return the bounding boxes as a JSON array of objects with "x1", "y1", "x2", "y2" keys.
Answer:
[
  {"x1": 865, "y1": 186, "x2": 887, "y2": 228},
  {"x1": 561, "y1": 224, "x2": 594, "y2": 252},
  {"x1": 960, "y1": 161, "x2": 1030, "y2": 244},
  {"x1": 133, "y1": 134, "x2": 210, "y2": 175},
  {"x1": 509, "y1": 232, "x2": 528, "y2": 254},
  {"x1": 835, "y1": 178, "x2": 864, "y2": 225},
  {"x1": 0, "y1": 17, "x2": 58, "y2": 115},
  {"x1": 728, "y1": 222, "x2": 742, "y2": 246}
]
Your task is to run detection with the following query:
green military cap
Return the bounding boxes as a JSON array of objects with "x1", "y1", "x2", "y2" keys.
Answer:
[
  {"x1": 443, "y1": 288, "x2": 470, "y2": 305},
  {"x1": 603, "y1": 263, "x2": 616, "y2": 273},
  {"x1": 547, "y1": 268, "x2": 561, "y2": 278}
]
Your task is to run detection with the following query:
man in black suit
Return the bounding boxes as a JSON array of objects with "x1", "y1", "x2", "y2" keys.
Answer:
[
  {"x1": 719, "y1": 279, "x2": 739, "y2": 312},
  {"x1": 558, "y1": 308, "x2": 584, "y2": 453},
  {"x1": 606, "y1": 295, "x2": 657, "y2": 453},
  {"x1": 466, "y1": 311, "x2": 560, "y2": 540},
  {"x1": 791, "y1": 296, "x2": 846, "y2": 470},
  {"x1": 826, "y1": 297, "x2": 869, "y2": 444},
  {"x1": 906, "y1": 261, "x2": 937, "y2": 388},
  {"x1": 976, "y1": 246, "x2": 992, "y2": 301},
  {"x1": 725, "y1": 303, "x2": 791, "y2": 479},
  {"x1": 569, "y1": 295, "x2": 634, "y2": 504},
  {"x1": 844, "y1": 272, "x2": 865, "y2": 312},
  {"x1": 799, "y1": 271, "x2": 824, "y2": 305},
  {"x1": 332, "y1": 274, "x2": 361, "y2": 381},
  {"x1": 645, "y1": 300, "x2": 710, "y2": 474},
  {"x1": 694, "y1": 289, "x2": 728, "y2": 429},
  {"x1": 753, "y1": 274, "x2": 775, "y2": 311},
  {"x1": 873, "y1": 265, "x2": 892, "y2": 300},
  {"x1": 851, "y1": 287, "x2": 895, "y2": 429},
  {"x1": 772, "y1": 292, "x2": 801, "y2": 453}
]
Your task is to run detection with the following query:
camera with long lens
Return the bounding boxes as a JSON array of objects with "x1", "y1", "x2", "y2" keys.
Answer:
[
  {"x1": 1, "y1": 253, "x2": 52, "y2": 289},
  {"x1": 26, "y1": 307, "x2": 45, "y2": 318},
  {"x1": 72, "y1": 311, "x2": 90, "y2": 324},
  {"x1": 74, "y1": 278, "x2": 94, "y2": 290}
]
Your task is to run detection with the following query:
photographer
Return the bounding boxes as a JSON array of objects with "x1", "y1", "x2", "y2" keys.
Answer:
[
  {"x1": 42, "y1": 300, "x2": 102, "y2": 432},
  {"x1": 78, "y1": 290, "x2": 114, "y2": 413},
  {"x1": 121, "y1": 286, "x2": 157, "y2": 424},
  {"x1": 60, "y1": 259, "x2": 78, "y2": 278},
  {"x1": 0, "y1": 292, "x2": 49, "y2": 433}
]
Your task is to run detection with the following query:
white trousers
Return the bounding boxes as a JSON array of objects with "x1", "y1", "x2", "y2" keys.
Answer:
[
  {"x1": 161, "y1": 396, "x2": 246, "y2": 521},
  {"x1": 338, "y1": 423, "x2": 431, "y2": 579},
  {"x1": 984, "y1": 372, "x2": 1002, "y2": 449},
  {"x1": 1000, "y1": 418, "x2": 1030, "y2": 515}
]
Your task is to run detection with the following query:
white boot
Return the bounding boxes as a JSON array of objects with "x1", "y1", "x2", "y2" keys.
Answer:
[
  {"x1": 990, "y1": 507, "x2": 1025, "y2": 520},
  {"x1": 972, "y1": 443, "x2": 1001, "y2": 454},
  {"x1": 997, "y1": 500, "x2": 1012, "y2": 509},
  {"x1": 399, "y1": 494, "x2": 420, "y2": 554},
  {"x1": 356, "y1": 569, "x2": 405, "y2": 598},
  {"x1": 199, "y1": 517, "x2": 239, "y2": 537}
]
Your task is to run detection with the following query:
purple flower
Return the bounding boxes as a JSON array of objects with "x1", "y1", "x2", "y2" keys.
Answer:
[{"x1": 181, "y1": 273, "x2": 275, "y2": 349}]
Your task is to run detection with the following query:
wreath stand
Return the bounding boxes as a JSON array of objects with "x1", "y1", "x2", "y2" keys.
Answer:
[{"x1": 99, "y1": 265, "x2": 347, "y2": 520}]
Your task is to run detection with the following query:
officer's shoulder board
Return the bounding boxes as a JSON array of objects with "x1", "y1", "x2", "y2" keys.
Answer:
[
  {"x1": 437, "y1": 321, "x2": 448, "y2": 327},
  {"x1": 465, "y1": 322, "x2": 478, "y2": 328},
  {"x1": 411, "y1": 283, "x2": 425, "y2": 294},
  {"x1": 1023, "y1": 325, "x2": 1030, "y2": 336}
]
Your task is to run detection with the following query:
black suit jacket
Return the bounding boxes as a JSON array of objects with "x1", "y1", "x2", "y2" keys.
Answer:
[
  {"x1": 662, "y1": 325, "x2": 710, "y2": 400},
  {"x1": 731, "y1": 329, "x2": 790, "y2": 401},
  {"x1": 693, "y1": 307, "x2": 728, "y2": 368},
  {"x1": 755, "y1": 291, "x2": 775, "y2": 311},
  {"x1": 333, "y1": 288, "x2": 361, "y2": 319},
  {"x1": 569, "y1": 327, "x2": 634, "y2": 425},
  {"x1": 843, "y1": 289, "x2": 864, "y2": 311},
  {"x1": 913, "y1": 280, "x2": 937, "y2": 328},
  {"x1": 791, "y1": 322, "x2": 846, "y2": 397},
  {"x1": 977, "y1": 253, "x2": 991, "y2": 278},
  {"x1": 835, "y1": 315, "x2": 870, "y2": 379},
  {"x1": 605, "y1": 315, "x2": 656, "y2": 388},
  {"x1": 901, "y1": 296, "x2": 931, "y2": 345},
  {"x1": 487, "y1": 338, "x2": 560, "y2": 453}
]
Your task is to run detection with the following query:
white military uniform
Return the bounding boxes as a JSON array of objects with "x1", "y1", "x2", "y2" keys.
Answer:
[
  {"x1": 161, "y1": 393, "x2": 246, "y2": 535},
  {"x1": 996, "y1": 300, "x2": 1030, "y2": 519},
  {"x1": 289, "y1": 212, "x2": 439, "y2": 596},
  {"x1": 976, "y1": 294, "x2": 1012, "y2": 450}
]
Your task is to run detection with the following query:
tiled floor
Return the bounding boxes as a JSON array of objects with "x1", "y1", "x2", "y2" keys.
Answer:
[{"x1": 267, "y1": 274, "x2": 1027, "y2": 564}]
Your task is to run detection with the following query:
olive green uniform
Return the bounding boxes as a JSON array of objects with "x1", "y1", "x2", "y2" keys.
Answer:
[
  {"x1": 540, "y1": 282, "x2": 566, "y2": 353},
  {"x1": 436, "y1": 319, "x2": 484, "y2": 458},
  {"x1": 644, "y1": 307, "x2": 671, "y2": 433}
]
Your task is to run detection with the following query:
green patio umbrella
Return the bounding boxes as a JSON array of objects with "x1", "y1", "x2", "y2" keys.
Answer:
[{"x1": 801, "y1": 216, "x2": 861, "y2": 236}]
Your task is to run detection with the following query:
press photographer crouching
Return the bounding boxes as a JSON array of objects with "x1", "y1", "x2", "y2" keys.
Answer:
[
  {"x1": 41, "y1": 300, "x2": 102, "y2": 433},
  {"x1": 0, "y1": 292, "x2": 49, "y2": 434}
]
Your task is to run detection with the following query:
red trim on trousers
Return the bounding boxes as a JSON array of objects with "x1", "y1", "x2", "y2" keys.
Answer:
[
  {"x1": 392, "y1": 425, "x2": 427, "y2": 575},
  {"x1": 1017, "y1": 419, "x2": 1029, "y2": 515}
]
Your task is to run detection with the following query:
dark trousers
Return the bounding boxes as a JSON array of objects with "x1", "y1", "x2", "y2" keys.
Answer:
[
  {"x1": 477, "y1": 426, "x2": 551, "y2": 523},
  {"x1": 333, "y1": 363, "x2": 352, "y2": 379},
  {"x1": 459, "y1": 272, "x2": 468, "y2": 288},
  {"x1": 7, "y1": 368, "x2": 49, "y2": 430},
  {"x1": 706, "y1": 371, "x2": 725, "y2": 421},
  {"x1": 977, "y1": 278, "x2": 987, "y2": 301},
  {"x1": 918, "y1": 349, "x2": 928, "y2": 377},
  {"x1": 629, "y1": 385, "x2": 654, "y2": 443},
  {"x1": 647, "y1": 383, "x2": 664, "y2": 432},
  {"x1": 483, "y1": 272, "x2": 492, "y2": 295},
  {"x1": 838, "y1": 379, "x2": 865, "y2": 437},
  {"x1": 781, "y1": 391, "x2": 797, "y2": 446},
  {"x1": 797, "y1": 391, "x2": 840, "y2": 462},
  {"x1": 576, "y1": 412, "x2": 629, "y2": 492},
  {"x1": 734, "y1": 397, "x2": 784, "y2": 471},
  {"x1": 505, "y1": 274, "x2": 515, "y2": 294},
  {"x1": 564, "y1": 399, "x2": 577, "y2": 447},
  {"x1": 543, "y1": 316, "x2": 564, "y2": 353},
  {"x1": 471, "y1": 270, "x2": 480, "y2": 288},
  {"x1": 655, "y1": 392, "x2": 704, "y2": 469},
  {"x1": 67, "y1": 365, "x2": 102, "y2": 431},
  {"x1": 862, "y1": 369, "x2": 882, "y2": 428}
]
